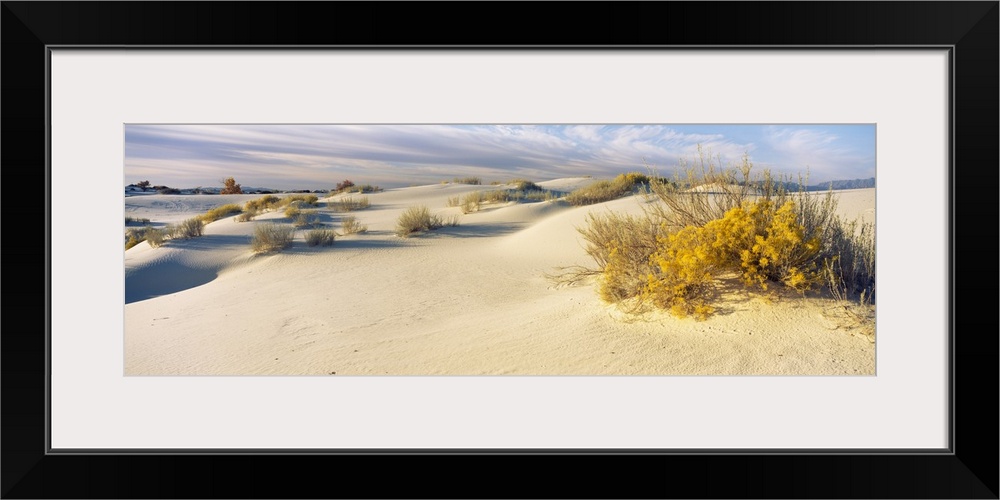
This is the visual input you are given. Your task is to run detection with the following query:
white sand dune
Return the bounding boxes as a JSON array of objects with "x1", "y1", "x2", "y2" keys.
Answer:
[{"x1": 124, "y1": 182, "x2": 876, "y2": 375}]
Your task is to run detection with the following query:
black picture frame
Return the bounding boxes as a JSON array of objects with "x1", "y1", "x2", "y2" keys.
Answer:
[{"x1": 4, "y1": 2, "x2": 997, "y2": 498}]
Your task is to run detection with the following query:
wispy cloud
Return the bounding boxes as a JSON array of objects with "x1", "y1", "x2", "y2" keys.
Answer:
[{"x1": 125, "y1": 124, "x2": 874, "y2": 189}]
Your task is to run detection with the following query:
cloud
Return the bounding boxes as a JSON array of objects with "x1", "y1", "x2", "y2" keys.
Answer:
[
  {"x1": 763, "y1": 126, "x2": 875, "y2": 183},
  {"x1": 125, "y1": 124, "x2": 872, "y2": 189}
]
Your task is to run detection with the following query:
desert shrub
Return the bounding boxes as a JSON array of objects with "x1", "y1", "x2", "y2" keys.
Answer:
[
  {"x1": 125, "y1": 216, "x2": 150, "y2": 225},
  {"x1": 547, "y1": 211, "x2": 664, "y2": 304},
  {"x1": 144, "y1": 228, "x2": 166, "y2": 248},
  {"x1": 518, "y1": 190, "x2": 559, "y2": 202},
  {"x1": 156, "y1": 187, "x2": 181, "y2": 195},
  {"x1": 482, "y1": 190, "x2": 512, "y2": 203},
  {"x1": 235, "y1": 210, "x2": 257, "y2": 222},
  {"x1": 177, "y1": 217, "x2": 205, "y2": 238},
  {"x1": 284, "y1": 205, "x2": 302, "y2": 219},
  {"x1": 443, "y1": 214, "x2": 461, "y2": 227},
  {"x1": 220, "y1": 176, "x2": 243, "y2": 194},
  {"x1": 511, "y1": 179, "x2": 541, "y2": 192},
  {"x1": 245, "y1": 195, "x2": 280, "y2": 212},
  {"x1": 277, "y1": 194, "x2": 319, "y2": 208},
  {"x1": 350, "y1": 184, "x2": 382, "y2": 193},
  {"x1": 200, "y1": 203, "x2": 243, "y2": 223},
  {"x1": 642, "y1": 199, "x2": 822, "y2": 319},
  {"x1": 328, "y1": 196, "x2": 370, "y2": 212},
  {"x1": 453, "y1": 177, "x2": 482, "y2": 185},
  {"x1": 555, "y1": 150, "x2": 873, "y2": 321},
  {"x1": 334, "y1": 180, "x2": 355, "y2": 192},
  {"x1": 822, "y1": 217, "x2": 876, "y2": 302},
  {"x1": 461, "y1": 191, "x2": 483, "y2": 214},
  {"x1": 293, "y1": 210, "x2": 322, "y2": 228},
  {"x1": 565, "y1": 172, "x2": 649, "y2": 206},
  {"x1": 340, "y1": 215, "x2": 368, "y2": 234},
  {"x1": 446, "y1": 196, "x2": 461, "y2": 208},
  {"x1": 125, "y1": 226, "x2": 153, "y2": 250},
  {"x1": 305, "y1": 229, "x2": 336, "y2": 247},
  {"x1": 251, "y1": 223, "x2": 295, "y2": 253},
  {"x1": 395, "y1": 205, "x2": 445, "y2": 237}
]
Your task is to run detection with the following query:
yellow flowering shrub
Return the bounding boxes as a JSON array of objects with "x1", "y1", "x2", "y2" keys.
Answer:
[{"x1": 642, "y1": 199, "x2": 822, "y2": 319}]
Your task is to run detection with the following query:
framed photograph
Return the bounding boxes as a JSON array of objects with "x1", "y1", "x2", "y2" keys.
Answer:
[{"x1": 5, "y1": 2, "x2": 996, "y2": 498}]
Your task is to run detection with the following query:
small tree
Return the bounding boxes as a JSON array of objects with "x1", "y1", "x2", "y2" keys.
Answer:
[
  {"x1": 335, "y1": 180, "x2": 355, "y2": 193},
  {"x1": 136, "y1": 180, "x2": 151, "y2": 191},
  {"x1": 221, "y1": 177, "x2": 243, "y2": 194}
]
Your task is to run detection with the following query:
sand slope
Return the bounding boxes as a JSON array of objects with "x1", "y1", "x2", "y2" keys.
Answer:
[{"x1": 124, "y1": 182, "x2": 876, "y2": 375}]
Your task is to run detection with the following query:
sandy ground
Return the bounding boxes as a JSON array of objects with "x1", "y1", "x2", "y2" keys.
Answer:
[{"x1": 124, "y1": 180, "x2": 876, "y2": 375}]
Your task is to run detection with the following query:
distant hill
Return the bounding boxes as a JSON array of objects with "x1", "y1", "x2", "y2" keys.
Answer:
[
  {"x1": 810, "y1": 177, "x2": 876, "y2": 191},
  {"x1": 767, "y1": 177, "x2": 875, "y2": 192}
]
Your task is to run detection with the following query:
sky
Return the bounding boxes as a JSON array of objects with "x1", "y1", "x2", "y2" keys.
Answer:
[{"x1": 124, "y1": 124, "x2": 876, "y2": 190}]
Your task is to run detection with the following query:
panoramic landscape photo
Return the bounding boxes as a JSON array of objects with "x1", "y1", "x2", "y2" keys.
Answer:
[{"x1": 124, "y1": 124, "x2": 876, "y2": 375}]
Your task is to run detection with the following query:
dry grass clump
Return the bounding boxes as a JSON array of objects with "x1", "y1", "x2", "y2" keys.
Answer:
[
  {"x1": 305, "y1": 228, "x2": 336, "y2": 247},
  {"x1": 293, "y1": 210, "x2": 322, "y2": 228},
  {"x1": 328, "y1": 196, "x2": 370, "y2": 212},
  {"x1": 333, "y1": 183, "x2": 382, "y2": 195},
  {"x1": 144, "y1": 228, "x2": 166, "y2": 248},
  {"x1": 284, "y1": 205, "x2": 302, "y2": 219},
  {"x1": 458, "y1": 182, "x2": 559, "y2": 214},
  {"x1": 175, "y1": 217, "x2": 205, "y2": 238},
  {"x1": 200, "y1": 203, "x2": 243, "y2": 223},
  {"x1": 510, "y1": 179, "x2": 541, "y2": 192},
  {"x1": 461, "y1": 191, "x2": 484, "y2": 214},
  {"x1": 251, "y1": 223, "x2": 295, "y2": 253},
  {"x1": 395, "y1": 205, "x2": 450, "y2": 237},
  {"x1": 547, "y1": 211, "x2": 664, "y2": 305},
  {"x1": 235, "y1": 210, "x2": 257, "y2": 222},
  {"x1": 564, "y1": 172, "x2": 650, "y2": 206},
  {"x1": 245, "y1": 194, "x2": 280, "y2": 213},
  {"x1": 453, "y1": 176, "x2": 481, "y2": 185},
  {"x1": 446, "y1": 196, "x2": 461, "y2": 208},
  {"x1": 125, "y1": 226, "x2": 153, "y2": 250},
  {"x1": 125, "y1": 216, "x2": 150, "y2": 225},
  {"x1": 277, "y1": 194, "x2": 319, "y2": 209},
  {"x1": 340, "y1": 215, "x2": 368, "y2": 234},
  {"x1": 552, "y1": 149, "x2": 874, "y2": 323}
]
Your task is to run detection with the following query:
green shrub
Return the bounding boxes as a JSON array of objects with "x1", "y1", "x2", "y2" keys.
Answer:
[
  {"x1": 340, "y1": 215, "x2": 368, "y2": 234},
  {"x1": 200, "y1": 203, "x2": 243, "y2": 223},
  {"x1": 395, "y1": 205, "x2": 445, "y2": 237},
  {"x1": 305, "y1": 229, "x2": 336, "y2": 247},
  {"x1": 251, "y1": 223, "x2": 295, "y2": 253}
]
